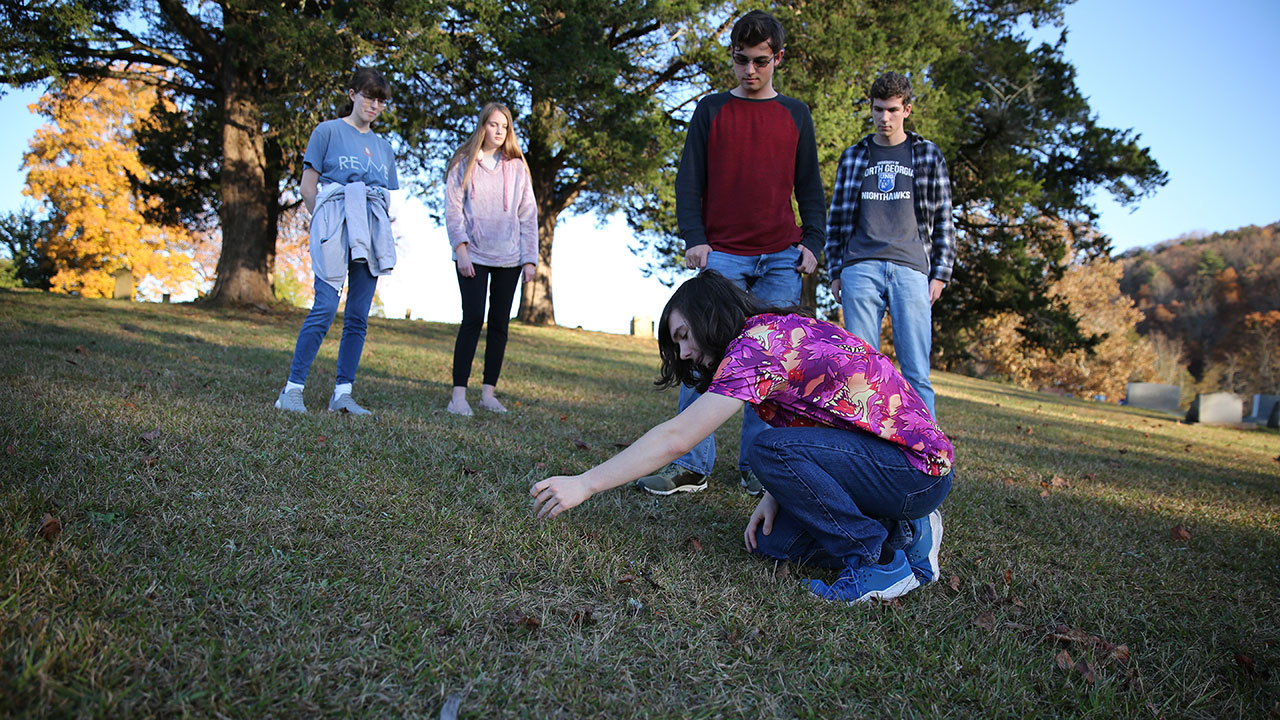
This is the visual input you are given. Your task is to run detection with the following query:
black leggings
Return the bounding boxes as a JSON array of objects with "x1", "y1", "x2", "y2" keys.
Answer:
[{"x1": 452, "y1": 264, "x2": 522, "y2": 388}]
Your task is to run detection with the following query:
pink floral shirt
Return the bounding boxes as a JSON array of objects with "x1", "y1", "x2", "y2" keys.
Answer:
[{"x1": 705, "y1": 313, "x2": 954, "y2": 476}]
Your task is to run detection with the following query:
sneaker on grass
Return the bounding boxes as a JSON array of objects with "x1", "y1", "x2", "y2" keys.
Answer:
[
  {"x1": 739, "y1": 469, "x2": 764, "y2": 497},
  {"x1": 905, "y1": 510, "x2": 943, "y2": 583},
  {"x1": 635, "y1": 464, "x2": 708, "y2": 495},
  {"x1": 803, "y1": 549, "x2": 920, "y2": 604},
  {"x1": 329, "y1": 394, "x2": 372, "y2": 416},
  {"x1": 275, "y1": 387, "x2": 307, "y2": 413}
]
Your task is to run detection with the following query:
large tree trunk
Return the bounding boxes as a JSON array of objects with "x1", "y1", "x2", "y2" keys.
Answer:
[
  {"x1": 518, "y1": 210, "x2": 557, "y2": 324},
  {"x1": 207, "y1": 62, "x2": 276, "y2": 306}
]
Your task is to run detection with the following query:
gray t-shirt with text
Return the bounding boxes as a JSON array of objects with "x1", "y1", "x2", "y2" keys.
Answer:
[
  {"x1": 302, "y1": 118, "x2": 399, "y2": 189},
  {"x1": 845, "y1": 139, "x2": 926, "y2": 275}
]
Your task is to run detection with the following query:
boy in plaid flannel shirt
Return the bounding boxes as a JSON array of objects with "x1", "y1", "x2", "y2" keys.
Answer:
[{"x1": 824, "y1": 72, "x2": 955, "y2": 418}]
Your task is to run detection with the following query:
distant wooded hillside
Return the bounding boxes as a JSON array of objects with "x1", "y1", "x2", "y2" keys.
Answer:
[{"x1": 1117, "y1": 222, "x2": 1280, "y2": 394}]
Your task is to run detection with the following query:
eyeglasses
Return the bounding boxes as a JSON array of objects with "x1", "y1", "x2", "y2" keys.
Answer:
[
  {"x1": 356, "y1": 92, "x2": 391, "y2": 108},
  {"x1": 732, "y1": 51, "x2": 778, "y2": 69}
]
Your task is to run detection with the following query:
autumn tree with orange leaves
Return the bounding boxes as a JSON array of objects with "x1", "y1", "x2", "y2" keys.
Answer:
[
  {"x1": 967, "y1": 249, "x2": 1157, "y2": 403},
  {"x1": 23, "y1": 77, "x2": 200, "y2": 299}
]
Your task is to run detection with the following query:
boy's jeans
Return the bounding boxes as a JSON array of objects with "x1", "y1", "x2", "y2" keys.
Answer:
[
  {"x1": 674, "y1": 246, "x2": 802, "y2": 476},
  {"x1": 288, "y1": 260, "x2": 379, "y2": 386},
  {"x1": 840, "y1": 260, "x2": 936, "y2": 418},
  {"x1": 746, "y1": 426, "x2": 952, "y2": 569}
]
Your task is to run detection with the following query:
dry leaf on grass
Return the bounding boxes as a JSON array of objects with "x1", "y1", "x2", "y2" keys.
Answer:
[
  {"x1": 572, "y1": 439, "x2": 591, "y2": 450},
  {"x1": 570, "y1": 607, "x2": 595, "y2": 626},
  {"x1": 5, "y1": 444, "x2": 16, "y2": 456},
  {"x1": 1004, "y1": 569, "x2": 1013, "y2": 584},
  {"x1": 973, "y1": 611, "x2": 996, "y2": 630},
  {"x1": 140, "y1": 429, "x2": 161, "y2": 443},
  {"x1": 1075, "y1": 658, "x2": 1097, "y2": 684},
  {"x1": 143, "y1": 455, "x2": 157, "y2": 467},
  {"x1": 1170, "y1": 525, "x2": 1191, "y2": 541},
  {"x1": 686, "y1": 537, "x2": 703, "y2": 553},
  {"x1": 1056, "y1": 649, "x2": 1075, "y2": 671},
  {"x1": 616, "y1": 574, "x2": 637, "y2": 584},
  {"x1": 1235, "y1": 653, "x2": 1259, "y2": 679},
  {"x1": 36, "y1": 513, "x2": 61, "y2": 542},
  {"x1": 947, "y1": 575, "x2": 961, "y2": 593},
  {"x1": 503, "y1": 609, "x2": 540, "y2": 630}
]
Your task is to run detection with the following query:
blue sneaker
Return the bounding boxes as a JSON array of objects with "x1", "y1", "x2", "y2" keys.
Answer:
[
  {"x1": 905, "y1": 510, "x2": 943, "y2": 583},
  {"x1": 803, "y1": 550, "x2": 920, "y2": 604}
]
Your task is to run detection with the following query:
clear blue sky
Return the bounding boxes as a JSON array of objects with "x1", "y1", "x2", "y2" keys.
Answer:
[{"x1": 2, "y1": 0, "x2": 1277, "y2": 329}]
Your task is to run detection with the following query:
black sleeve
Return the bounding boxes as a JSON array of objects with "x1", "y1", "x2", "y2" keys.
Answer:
[
  {"x1": 788, "y1": 99, "x2": 827, "y2": 257},
  {"x1": 675, "y1": 96, "x2": 714, "y2": 250}
]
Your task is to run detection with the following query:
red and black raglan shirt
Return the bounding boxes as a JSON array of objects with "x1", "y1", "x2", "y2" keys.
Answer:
[{"x1": 674, "y1": 92, "x2": 827, "y2": 258}]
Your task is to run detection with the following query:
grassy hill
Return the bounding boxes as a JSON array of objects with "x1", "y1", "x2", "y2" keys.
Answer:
[{"x1": 2, "y1": 289, "x2": 1277, "y2": 718}]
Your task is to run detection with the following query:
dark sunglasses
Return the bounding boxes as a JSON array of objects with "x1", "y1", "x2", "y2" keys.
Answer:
[{"x1": 731, "y1": 51, "x2": 778, "y2": 69}]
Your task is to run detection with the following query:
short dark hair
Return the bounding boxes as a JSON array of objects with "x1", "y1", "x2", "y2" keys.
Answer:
[
  {"x1": 869, "y1": 72, "x2": 912, "y2": 105},
  {"x1": 730, "y1": 10, "x2": 785, "y2": 54},
  {"x1": 656, "y1": 270, "x2": 812, "y2": 393},
  {"x1": 338, "y1": 66, "x2": 392, "y2": 118}
]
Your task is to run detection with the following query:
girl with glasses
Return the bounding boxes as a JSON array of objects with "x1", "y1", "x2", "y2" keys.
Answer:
[
  {"x1": 443, "y1": 102, "x2": 538, "y2": 416},
  {"x1": 275, "y1": 67, "x2": 399, "y2": 416}
]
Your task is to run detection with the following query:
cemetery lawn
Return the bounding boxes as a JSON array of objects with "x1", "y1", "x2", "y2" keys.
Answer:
[{"x1": 2, "y1": 288, "x2": 1278, "y2": 719}]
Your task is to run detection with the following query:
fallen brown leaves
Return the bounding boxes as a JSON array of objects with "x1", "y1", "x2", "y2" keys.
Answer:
[
  {"x1": 1046, "y1": 624, "x2": 1132, "y2": 685},
  {"x1": 503, "y1": 608, "x2": 540, "y2": 630},
  {"x1": 1039, "y1": 475, "x2": 1071, "y2": 497},
  {"x1": 1170, "y1": 525, "x2": 1191, "y2": 542},
  {"x1": 36, "y1": 513, "x2": 61, "y2": 542},
  {"x1": 140, "y1": 428, "x2": 161, "y2": 443}
]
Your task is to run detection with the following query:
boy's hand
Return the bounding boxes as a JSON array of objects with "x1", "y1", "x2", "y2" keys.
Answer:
[
  {"x1": 522, "y1": 263, "x2": 536, "y2": 283},
  {"x1": 531, "y1": 475, "x2": 593, "y2": 520},
  {"x1": 744, "y1": 492, "x2": 779, "y2": 552},
  {"x1": 796, "y1": 246, "x2": 818, "y2": 274},
  {"x1": 685, "y1": 245, "x2": 711, "y2": 270},
  {"x1": 929, "y1": 278, "x2": 946, "y2": 305},
  {"x1": 830, "y1": 278, "x2": 842, "y2": 304}
]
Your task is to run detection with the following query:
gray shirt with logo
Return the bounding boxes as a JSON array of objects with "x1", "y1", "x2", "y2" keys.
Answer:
[{"x1": 844, "y1": 139, "x2": 927, "y2": 275}]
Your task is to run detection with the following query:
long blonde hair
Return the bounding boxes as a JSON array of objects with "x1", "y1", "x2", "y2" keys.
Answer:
[{"x1": 445, "y1": 102, "x2": 529, "y2": 200}]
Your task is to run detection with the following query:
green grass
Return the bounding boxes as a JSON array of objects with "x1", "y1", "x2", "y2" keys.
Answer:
[{"x1": 2, "y1": 287, "x2": 1278, "y2": 718}]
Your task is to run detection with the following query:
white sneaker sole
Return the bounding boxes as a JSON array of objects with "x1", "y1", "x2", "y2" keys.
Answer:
[
  {"x1": 921, "y1": 510, "x2": 943, "y2": 583},
  {"x1": 853, "y1": 573, "x2": 921, "y2": 603},
  {"x1": 637, "y1": 479, "x2": 708, "y2": 496}
]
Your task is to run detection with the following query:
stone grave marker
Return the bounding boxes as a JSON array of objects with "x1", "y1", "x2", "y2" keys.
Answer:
[
  {"x1": 1244, "y1": 394, "x2": 1279, "y2": 424},
  {"x1": 1195, "y1": 392, "x2": 1245, "y2": 425},
  {"x1": 1125, "y1": 382, "x2": 1181, "y2": 413}
]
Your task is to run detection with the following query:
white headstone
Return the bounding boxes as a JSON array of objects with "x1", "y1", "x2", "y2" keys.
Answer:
[
  {"x1": 1196, "y1": 392, "x2": 1245, "y2": 425},
  {"x1": 631, "y1": 315, "x2": 654, "y2": 338},
  {"x1": 1125, "y1": 382, "x2": 1181, "y2": 413}
]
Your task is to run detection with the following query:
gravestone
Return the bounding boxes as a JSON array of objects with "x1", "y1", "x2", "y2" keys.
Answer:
[
  {"x1": 1196, "y1": 392, "x2": 1244, "y2": 425},
  {"x1": 112, "y1": 268, "x2": 133, "y2": 300},
  {"x1": 1244, "y1": 394, "x2": 1279, "y2": 424},
  {"x1": 1125, "y1": 382, "x2": 1181, "y2": 413},
  {"x1": 1269, "y1": 401, "x2": 1280, "y2": 429},
  {"x1": 631, "y1": 315, "x2": 654, "y2": 338}
]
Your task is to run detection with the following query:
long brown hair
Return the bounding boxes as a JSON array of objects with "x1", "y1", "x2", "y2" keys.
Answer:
[
  {"x1": 445, "y1": 102, "x2": 528, "y2": 200},
  {"x1": 656, "y1": 270, "x2": 812, "y2": 393}
]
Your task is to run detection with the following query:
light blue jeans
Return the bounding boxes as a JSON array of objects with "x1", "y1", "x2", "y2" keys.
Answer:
[
  {"x1": 674, "y1": 246, "x2": 803, "y2": 475},
  {"x1": 840, "y1": 260, "x2": 936, "y2": 417},
  {"x1": 287, "y1": 260, "x2": 379, "y2": 386}
]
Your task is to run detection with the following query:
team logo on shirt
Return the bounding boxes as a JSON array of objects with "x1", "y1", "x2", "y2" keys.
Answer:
[{"x1": 878, "y1": 168, "x2": 896, "y2": 192}]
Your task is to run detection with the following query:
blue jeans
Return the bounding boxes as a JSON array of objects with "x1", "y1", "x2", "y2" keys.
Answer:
[
  {"x1": 675, "y1": 246, "x2": 803, "y2": 475},
  {"x1": 841, "y1": 260, "x2": 936, "y2": 417},
  {"x1": 747, "y1": 426, "x2": 952, "y2": 569},
  {"x1": 287, "y1": 260, "x2": 379, "y2": 386}
]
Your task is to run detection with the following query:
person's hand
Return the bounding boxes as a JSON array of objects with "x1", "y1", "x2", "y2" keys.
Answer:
[
  {"x1": 830, "y1": 278, "x2": 842, "y2": 304},
  {"x1": 744, "y1": 491, "x2": 779, "y2": 553},
  {"x1": 796, "y1": 246, "x2": 818, "y2": 274},
  {"x1": 685, "y1": 244, "x2": 711, "y2": 270},
  {"x1": 929, "y1": 278, "x2": 946, "y2": 305},
  {"x1": 455, "y1": 244, "x2": 475, "y2": 278},
  {"x1": 531, "y1": 475, "x2": 593, "y2": 520},
  {"x1": 522, "y1": 263, "x2": 536, "y2": 283}
]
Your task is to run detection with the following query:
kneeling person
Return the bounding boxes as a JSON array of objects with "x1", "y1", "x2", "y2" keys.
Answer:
[{"x1": 531, "y1": 271, "x2": 953, "y2": 603}]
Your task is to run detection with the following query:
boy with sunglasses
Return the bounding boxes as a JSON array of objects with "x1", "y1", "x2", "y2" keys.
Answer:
[{"x1": 637, "y1": 9, "x2": 826, "y2": 497}]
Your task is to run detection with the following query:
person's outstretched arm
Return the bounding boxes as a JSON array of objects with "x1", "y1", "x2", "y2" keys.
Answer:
[{"x1": 531, "y1": 392, "x2": 743, "y2": 519}]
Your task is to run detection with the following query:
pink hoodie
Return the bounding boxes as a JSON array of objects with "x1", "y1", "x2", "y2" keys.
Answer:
[{"x1": 444, "y1": 156, "x2": 538, "y2": 267}]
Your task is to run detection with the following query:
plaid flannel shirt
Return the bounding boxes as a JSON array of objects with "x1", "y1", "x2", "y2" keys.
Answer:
[{"x1": 824, "y1": 131, "x2": 956, "y2": 283}]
